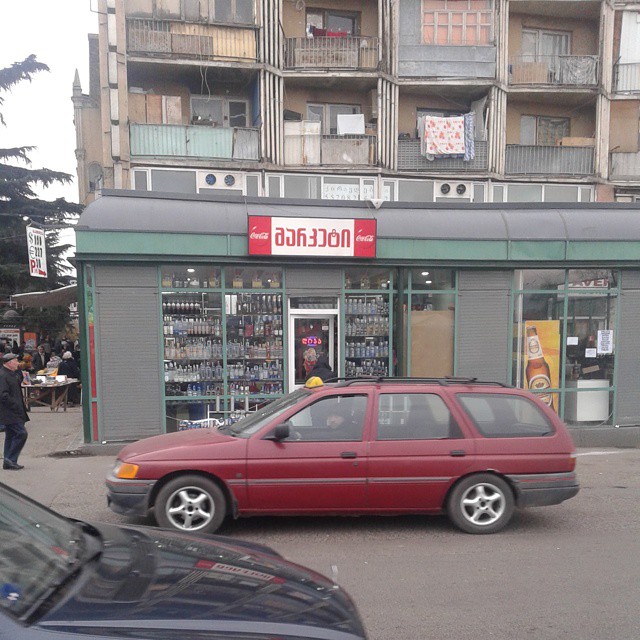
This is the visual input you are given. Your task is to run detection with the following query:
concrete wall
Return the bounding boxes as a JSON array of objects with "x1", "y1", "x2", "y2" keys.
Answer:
[
  {"x1": 610, "y1": 101, "x2": 640, "y2": 153},
  {"x1": 506, "y1": 101, "x2": 596, "y2": 144},
  {"x1": 282, "y1": 0, "x2": 378, "y2": 38},
  {"x1": 397, "y1": 95, "x2": 459, "y2": 137}
]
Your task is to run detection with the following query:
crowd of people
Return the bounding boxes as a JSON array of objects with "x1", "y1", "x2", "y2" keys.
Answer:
[{"x1": 0, "y1": 336, "x2": 81, "y2": 405}]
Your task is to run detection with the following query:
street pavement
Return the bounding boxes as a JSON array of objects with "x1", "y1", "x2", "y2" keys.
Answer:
[{"x1": 3, "y1": 407, "x2": 640, "y2": 640}]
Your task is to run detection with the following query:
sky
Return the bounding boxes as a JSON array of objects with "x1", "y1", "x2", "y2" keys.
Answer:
[{"x1": 1, "y1": 1, "x2": 99, "y2": 258}]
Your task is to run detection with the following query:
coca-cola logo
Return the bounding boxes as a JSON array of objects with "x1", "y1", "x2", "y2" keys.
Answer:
[
  {"x1": 356, "y1": 234, "x2": 374, "y2": 242},
  {"x1": 250, "y1": 227, "x2": 269, "y2": 240}
]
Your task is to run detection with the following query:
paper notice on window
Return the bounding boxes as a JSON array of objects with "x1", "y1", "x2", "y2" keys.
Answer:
[
  {"x1": 597, "y1": 330, "x2": 613, "y2": 354},
  {"x1": 585, "y1": 348, "x2": 597, "y2": 359},
  {"x1": 567, "y1": 336, "x2": 579, "y2": 346}
]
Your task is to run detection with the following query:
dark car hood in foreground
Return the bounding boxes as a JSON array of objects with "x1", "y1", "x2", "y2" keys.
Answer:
[{"x1": 36, "y1": 522, "x2": 366, "y2": 639}]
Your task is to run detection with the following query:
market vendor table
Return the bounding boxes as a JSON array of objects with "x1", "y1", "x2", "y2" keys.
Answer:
[{"x1": 22, "y1": 380, "x2": 79, "y2": 412}]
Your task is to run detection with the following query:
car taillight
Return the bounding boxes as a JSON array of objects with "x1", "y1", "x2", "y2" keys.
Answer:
[{"x1": 569, "y1": 452, "x2": 577, "y2": 471}]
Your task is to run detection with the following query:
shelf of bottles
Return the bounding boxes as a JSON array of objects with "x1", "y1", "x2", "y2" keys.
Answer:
[
  {"x1": 161, "y1": 266, "x2": 285, "y2": 431},
  {"x1": 343, "y1": 268, "x2": 392, "y2": 378},
  {"x1": 225, "y1": 291, "x2": 285, "y2": 409}
]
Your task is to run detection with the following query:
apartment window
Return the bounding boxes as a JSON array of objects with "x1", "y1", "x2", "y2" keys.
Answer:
[
  {"x1": 422, "y1": 0, "x2": 493, "y2": 45},
  {"x1": 191, "y1": 96, "x2": 248, "y2": 128},
  {"x1": 307, "y1": 103, "x2": 361, "y2": 135},
  {"x1": 214, "y1": 0, "x2": 254, "y2": 24},
  {"x1": 520, "y1": 116, "x2": 570, "y2": 146},
  {"x1": 306, "y1": 10, "x2": 360, "y2": 36},
  {"x1": 521, "y1": 29, "x2": 570, "y2": 60}
]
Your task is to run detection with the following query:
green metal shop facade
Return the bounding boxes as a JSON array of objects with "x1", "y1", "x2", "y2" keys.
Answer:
[{"x1": 75, "y1": 191, "x2": 640, "y2": 447}]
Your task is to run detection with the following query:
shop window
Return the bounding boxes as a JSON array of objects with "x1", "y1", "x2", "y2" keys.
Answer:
[
  {"x1": 398, "y1": 179, "x2": 434, "y2": 202},
  {"x1": 345, "y1": 268, "x2": 391, "y2": 290},
  {"x1": 161, "y1": 267, "x2": 221, "y2": 290},
  {"x1": 406, "y1": 269, "x2": 456, "y2": 379},
  {"x1": 225, "y1": 267, "x2": 283, "y2": 289},
  {"x1": 512, "y1": 270, "x2": 618, "y2": 425},
  {"x1": 410, "y1": 268, "x2": 455, "y2": 291},
  {"x1": 506, "y1": 183, "x2": 543, "y2": 202},
  {"x1": 422, "y1": 0, "x2": 493, "y2": 46}
]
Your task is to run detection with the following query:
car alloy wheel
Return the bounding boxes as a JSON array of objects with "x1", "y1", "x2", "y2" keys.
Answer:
[
  {"x1": 155, "y1": 475, "x2": 226, "y2": 534},
  {"x1": 447, "y1": 474, "x2": 514, "y2": 534}
]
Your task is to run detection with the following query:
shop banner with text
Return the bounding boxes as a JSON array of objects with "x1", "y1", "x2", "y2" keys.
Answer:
[
  {"x1": 524, "y1": 320, "x2": 560, "y2": 413},
  {"x1": 27, "y1": 226, "x2": 47, "y2": 278},
  {"x1": 248, "y1": 216, "x2": 376, "y2": 257}
]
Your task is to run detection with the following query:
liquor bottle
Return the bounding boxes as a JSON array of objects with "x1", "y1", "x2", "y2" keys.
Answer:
[{"x1": 525, "y1": 326, "x2": 553, "y2": 407}]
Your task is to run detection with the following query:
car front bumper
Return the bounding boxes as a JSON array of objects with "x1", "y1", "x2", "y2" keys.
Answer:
[
  {"x1": 106, "y1": 475, "x2": 156, "y2": 517},
  {"x1": 507, "y1": 471, "x2": 579, "y2": 507}
]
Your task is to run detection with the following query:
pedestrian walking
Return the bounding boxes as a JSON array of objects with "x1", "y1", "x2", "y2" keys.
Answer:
[{"x1": 0, "y1": 353, "x2": 29, "y2": 470}]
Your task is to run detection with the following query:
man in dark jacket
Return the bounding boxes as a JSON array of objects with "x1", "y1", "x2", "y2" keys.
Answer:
[
  {"x1": 0, "y1": 353, "x2": 29, "y2": 470},
  {"x1": 306, "y1": 354, "x2": 334, "y2": 382}
]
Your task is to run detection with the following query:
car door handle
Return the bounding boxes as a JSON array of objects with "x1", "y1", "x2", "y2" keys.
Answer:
[
  {"x1": 449, "y1": 450, "x2": 466, "y2": 457},
  {"x1": 341, "y1": 451, "x2": 357, "y2": 459}
]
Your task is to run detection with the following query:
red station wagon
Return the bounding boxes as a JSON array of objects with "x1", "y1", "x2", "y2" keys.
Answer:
[{"x1": 107, "y1": 377, "x2": 579, "y2": 535}]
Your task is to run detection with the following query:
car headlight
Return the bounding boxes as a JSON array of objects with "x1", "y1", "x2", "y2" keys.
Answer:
[{"x1": 113, "y1": 460, "x2": 140, "y2": 479}]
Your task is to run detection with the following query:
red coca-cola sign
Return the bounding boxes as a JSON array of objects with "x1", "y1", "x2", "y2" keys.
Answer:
[{"x1": 248, "y1": 216, "x2": 377, "y2": 258}]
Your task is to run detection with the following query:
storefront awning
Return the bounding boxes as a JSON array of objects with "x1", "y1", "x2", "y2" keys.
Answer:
[
  {"x1": 11, "y1": 285, "x2": 77, "y2": 309},
  {"x1": 75, "y1": 191, "x2": 640, "y2": 264}
]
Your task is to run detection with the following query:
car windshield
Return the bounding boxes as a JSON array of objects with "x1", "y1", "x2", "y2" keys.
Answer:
[
  {"x1": 0, "y1": 483, "x2": 93, "y2": 620},
  {"x1": 229, "y1": 389, "x2": 312, "y2": 437}
]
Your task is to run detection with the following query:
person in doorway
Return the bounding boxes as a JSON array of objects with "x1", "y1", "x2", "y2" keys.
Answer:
[
  {"x1": 58, "y1": 352, "x2": 81, "y2": 405},
  {"x1": 0, "y1": 353, "x2": 29, "y2": 470},
  {"x1": 307, "y1": 354, "x2": 334, "y2": 382}
]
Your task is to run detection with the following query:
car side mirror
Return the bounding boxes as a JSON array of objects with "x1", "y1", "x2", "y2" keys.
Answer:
[{"x1": 266, "y1": 423, "x2": 290, "y2": 441}]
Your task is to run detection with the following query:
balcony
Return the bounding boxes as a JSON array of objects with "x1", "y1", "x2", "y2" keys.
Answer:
[
  {"x1": 614, "y1": 63, "x2": 640, "y2": 93},
  {"x1": 130, "y1": 124, "x2": 260, "y2": 161},
  {"x1": 284, "y1": 125, "x2": 376, "y2": 166},
  {"x1": 126, "y1": 18, "x2": 257, "y2": 62},
  {"x1": 284, "y1": 36, "x2": 379, "y2": 71},
  {"x1": 505, "y1": 145, "x2": 595, "y2": 176},
  {"x1": 509, "y1": 55, "x2": 599, "y2": 87},
  {"x1": 610, "y1": 152, "x2": 640, "y2": 180},
  {"x1": 397, "y1": 139, "x2": 488, "y2": 172}
]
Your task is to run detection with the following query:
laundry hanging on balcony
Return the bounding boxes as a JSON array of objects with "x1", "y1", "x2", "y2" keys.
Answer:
[{"x1": 418, "y1": 114, "x2": 476, "y2": 161}]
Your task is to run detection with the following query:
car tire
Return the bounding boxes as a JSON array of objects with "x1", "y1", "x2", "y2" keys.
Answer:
[
  {"x1": 155, "y1": 475, "x2": 227, "y2": 534},
  {"x1": 447, "y1": 474, "x2": 514, "y2": 534}
]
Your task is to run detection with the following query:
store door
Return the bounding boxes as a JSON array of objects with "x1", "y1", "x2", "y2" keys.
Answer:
[{"x1": 288, "y1": 310, "x2": 338, "y2": 390}]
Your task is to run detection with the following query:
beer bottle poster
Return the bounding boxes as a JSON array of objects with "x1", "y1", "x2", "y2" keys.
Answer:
[{"x1": 524, "y1": 320, "x2": 560, "y2": 412}]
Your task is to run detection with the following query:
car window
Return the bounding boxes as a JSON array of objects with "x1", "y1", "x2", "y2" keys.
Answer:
[
  {"x1": 376, "y1": 393, "x2": 463, "y2": 440},
  {"x1": 283, "y1": 394, "x2": 367, "y2": 442},
  {"x1": 457, "y1": 393, "x2": 555, "y2": 438}
]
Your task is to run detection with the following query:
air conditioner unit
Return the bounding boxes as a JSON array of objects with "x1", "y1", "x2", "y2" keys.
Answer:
[
  {"x1": 434, "y1": 181, "x2": 473, "y2": 200},
  {"x1": 197, "y1": 171, "x2": 244, "y2": 191}
]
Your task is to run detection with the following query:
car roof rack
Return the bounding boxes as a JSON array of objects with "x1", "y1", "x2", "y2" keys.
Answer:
[{"x1": 328, "y1": 376, "x2": 512, "y2": 388}]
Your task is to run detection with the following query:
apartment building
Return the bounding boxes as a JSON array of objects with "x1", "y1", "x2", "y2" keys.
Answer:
[{"x1": 73, "y1": 0, "x2": 640, "y2": 206}]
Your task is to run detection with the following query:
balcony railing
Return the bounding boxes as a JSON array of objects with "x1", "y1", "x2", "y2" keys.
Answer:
[
  {"x1": 505, "y1": 145, "x2": 595, "y2": 176},
  {"x1": 614, "y1": 63, "x2": 640, "y2": 93},
  {"x1": 126, "y1": 18, "x2": 257, "y2": 62},
  {"x1": 610, "y1": 152, "x2": 640, "y2": 180},
  {"x1": 509, "y1": 55, "x2": 598, "y2": 86},
  {"x1": 284, "y1": 36, "x2": 379, "y2": 70},
  {"x1": 130, "y1": 124, "x2": 260, "y2": 161},
  {"x1": 397, "y1": 139, "x2": 488, "y2": 172},
  {"x1": 284, "y1": 132, "x2": 376, "y2": 166}
]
